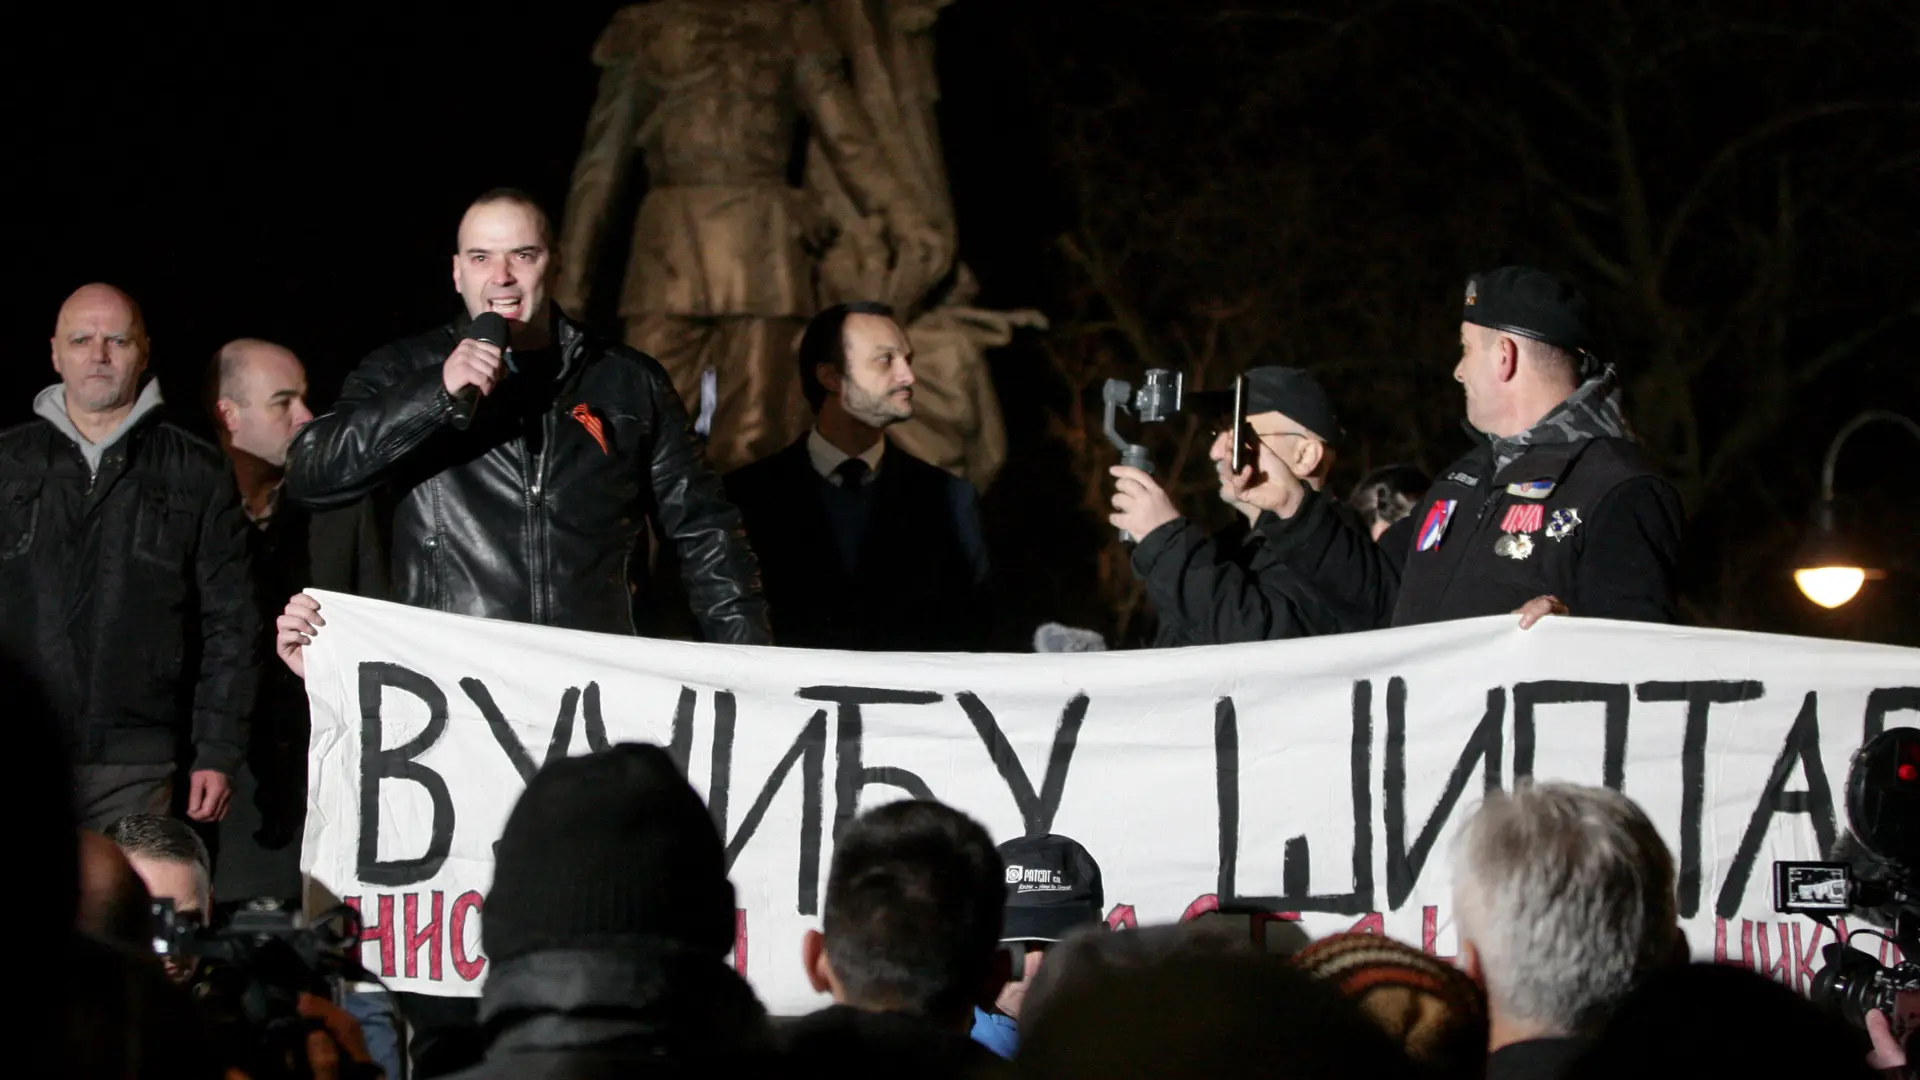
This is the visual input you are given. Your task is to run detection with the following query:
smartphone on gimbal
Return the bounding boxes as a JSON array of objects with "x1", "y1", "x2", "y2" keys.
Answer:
[{"x1": 1229, "y1": 374, "x2": 1258, "y2": 477}]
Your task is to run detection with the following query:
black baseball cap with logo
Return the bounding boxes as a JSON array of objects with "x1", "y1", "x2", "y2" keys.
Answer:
[{"x1": 998, "y1": 834, "x2": 1105, "y2": 942}]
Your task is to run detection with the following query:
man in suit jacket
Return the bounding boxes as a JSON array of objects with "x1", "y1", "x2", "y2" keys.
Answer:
[{"x1": 726, "y1": 302, "x2": 990, "y2": 651}]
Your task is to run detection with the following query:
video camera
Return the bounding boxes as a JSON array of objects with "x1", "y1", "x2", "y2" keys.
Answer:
[
  {"x1": 152, "y1": 897, "x2": 379, "y2": 1080},
  {"x1": 1102, "y1": 369, "x2": 1255, "y2": 541},
  {"x1": 1773, "y1": 726, "x2": 1920, "y2": 1033}
]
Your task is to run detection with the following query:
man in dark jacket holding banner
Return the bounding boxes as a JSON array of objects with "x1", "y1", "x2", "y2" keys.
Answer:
[
  {"x1": 284, "y1": 188, "x2": 767, "y2": 643},
  {"x1": 1246, "y1": 267, "x2": 1685, "y2": 629}
]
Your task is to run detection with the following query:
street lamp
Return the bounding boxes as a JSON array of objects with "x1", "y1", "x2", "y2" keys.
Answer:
[{"x1": 1794, "y1": 409, "x2": 1920, "y2": 608}]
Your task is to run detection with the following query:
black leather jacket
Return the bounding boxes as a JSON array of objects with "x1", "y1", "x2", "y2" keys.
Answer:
[{"x1": 284, "y1": 310, "x2": 769, "y2": 642}]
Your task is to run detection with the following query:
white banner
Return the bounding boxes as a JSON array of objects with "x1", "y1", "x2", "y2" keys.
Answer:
[{"x1": 299, "y1": 589, "x2": 1920, "y2": 1013}]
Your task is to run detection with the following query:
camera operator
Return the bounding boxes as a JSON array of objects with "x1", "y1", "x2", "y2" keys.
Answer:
[
  {"x1": 105, "y1": 813, "x2": 212, "y2": 983},
  {"x1": 1108, "y1": 366, "x2": 1371, "y2": 646}
]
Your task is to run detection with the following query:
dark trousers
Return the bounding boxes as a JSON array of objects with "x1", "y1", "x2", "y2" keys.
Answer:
[{"x1": 73, "y1": 762, "x2": 175, "y2": 831}]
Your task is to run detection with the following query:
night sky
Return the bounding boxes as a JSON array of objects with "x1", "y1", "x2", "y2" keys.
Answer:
[{"x1": 18, "y1": 2, "x2": 1918, "y2": 645}]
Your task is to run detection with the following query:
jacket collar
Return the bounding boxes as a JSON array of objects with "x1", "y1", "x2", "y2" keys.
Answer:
[
  {"x1": 478, "y1": 945, "x2": 770, "y2": 1060},
  {"x1": 450, "y1": 303, "x2": 589, "y2": 382}
]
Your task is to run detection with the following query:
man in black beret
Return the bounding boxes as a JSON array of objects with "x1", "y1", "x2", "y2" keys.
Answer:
[
  {"x1": 1108, "y1": 366, "x2": 1373, "y2": 645},
  {"x1": 1244, "y1": 267, "x2": 1685, "y2": 628}
]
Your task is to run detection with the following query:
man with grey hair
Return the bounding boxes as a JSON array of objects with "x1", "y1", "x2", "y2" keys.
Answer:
[
  {"x1": 103, "y1": 813, "x2": 212, "y2": 983},
  {"x1": 1450, "y1": 781, "x2": 1680, "y2": 1080}
]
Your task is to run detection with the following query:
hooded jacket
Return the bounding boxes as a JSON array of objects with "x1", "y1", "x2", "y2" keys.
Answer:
[
  {"x1": 0, "y1": 380, "x2": 257, "y2": 773},
  {"x1": 283, "y1": 308, "x2": 768, "y2": 641}
]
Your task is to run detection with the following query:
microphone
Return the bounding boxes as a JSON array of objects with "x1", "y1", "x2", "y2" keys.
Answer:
[
  {"x1": 449, "y1": 311, "x2": 511, "y2": 431},
  {"x1": 1034, "y1": 623, "x2": 1108, "y2": 653}
]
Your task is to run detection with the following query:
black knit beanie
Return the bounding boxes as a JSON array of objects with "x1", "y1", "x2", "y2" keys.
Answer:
[{"x1": 483, "y1": 743, "x2": 736, "y2": 965}]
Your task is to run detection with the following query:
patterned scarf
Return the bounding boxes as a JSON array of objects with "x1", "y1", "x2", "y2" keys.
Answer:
[{"x1": 1487, "y1": 363, "x2": 1631, "y2": 475}]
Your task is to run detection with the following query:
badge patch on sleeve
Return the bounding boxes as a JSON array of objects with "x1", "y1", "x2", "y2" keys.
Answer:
[{"x1": 1417, "y1": 499, "x2": 1458, "y2": 552}]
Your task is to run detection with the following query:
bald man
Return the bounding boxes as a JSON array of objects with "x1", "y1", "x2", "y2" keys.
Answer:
[
  {"x1": 0, "y1": 285, "x2": 257, "y2": 829},
  {"x1": 206, "y1": 339, "x2": 389, "y2": 905}
]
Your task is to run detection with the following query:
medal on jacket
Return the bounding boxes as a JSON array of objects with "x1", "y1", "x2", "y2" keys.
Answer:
[
  {"x1": 1494, "y1": 532, "x2": 1535, "y2": 560},
  {"x1": 1495, "y1": 502, "x2": 1543, "y2": 560},
  {"x1": 1547, "y1": 508, "x2": 1581, "y2": 541}
]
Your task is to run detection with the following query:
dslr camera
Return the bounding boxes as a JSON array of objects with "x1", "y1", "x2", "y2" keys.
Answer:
[
  {"x1": 152, "y1": 897, "x2": 379, "y2": 1080},
  {"x1": 1773, "y1": 726, "x2": 1920, "y2": 1032}
]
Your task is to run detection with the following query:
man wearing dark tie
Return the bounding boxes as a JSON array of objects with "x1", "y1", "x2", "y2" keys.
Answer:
[{"x1": 725, "y1": 302, "x2": 991, "y2": 651}]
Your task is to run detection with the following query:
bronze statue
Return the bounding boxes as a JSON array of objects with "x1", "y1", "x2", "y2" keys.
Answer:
[
  {"x1": 805, "y1": 0, "x2": 1044, "y2": 491},
  {"x1": 557, "y1": 0, "x2": 950, "y2": 473}
]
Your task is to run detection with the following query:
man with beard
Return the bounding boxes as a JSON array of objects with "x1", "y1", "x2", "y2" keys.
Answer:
[
  {"x1": 1249, "y1": 267, "x2": 1685, "y2": 629},
  {"x1": 0, "y1": 284, "x2": 255, "y2": 830},
  {"x1": 725, "y1": 301, "x2": 991, "y2": 650}
]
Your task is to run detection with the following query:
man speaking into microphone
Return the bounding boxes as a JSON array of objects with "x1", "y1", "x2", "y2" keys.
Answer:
[{"x1": 283, "y1": 188, "x2": 768, "y2": 643}]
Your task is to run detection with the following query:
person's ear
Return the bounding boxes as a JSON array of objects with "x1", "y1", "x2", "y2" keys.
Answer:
[
  {"x1": 802, "y1": 929, "x2": 835, "y2": 995},
  {"x1": 1458, "y1": 937, "x2": 1485, "y2": 986},
  {"x1": 817, "y1": 362, "x2": 844, "y2": 397},
  {"x1": 1496, "y1": 335, "x2": 1521, "y2": 383},
  {"x1": 1295, "y1": 437, "x2": 1326, "y2": 479},
  {"x1": 215, "y1": 399, "x2": 240, "y2": 437},
  {"x1": 451, "y1": 253, "x2": 461, "y2": 293}
]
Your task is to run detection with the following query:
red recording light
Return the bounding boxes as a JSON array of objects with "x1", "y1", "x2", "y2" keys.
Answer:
[{"x1": 1900, "y1": 763, "x2": 1919, "y2": 782}]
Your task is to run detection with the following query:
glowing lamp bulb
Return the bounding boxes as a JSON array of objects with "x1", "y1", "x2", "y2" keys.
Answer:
[{"x1": 1794, "y1": 567, "x2": 1866, "y2": 609}]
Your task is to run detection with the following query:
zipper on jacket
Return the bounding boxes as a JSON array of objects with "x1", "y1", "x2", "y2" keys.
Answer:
[{"x1": 526, "y1": 410, "x2": 555, "y2": 625}]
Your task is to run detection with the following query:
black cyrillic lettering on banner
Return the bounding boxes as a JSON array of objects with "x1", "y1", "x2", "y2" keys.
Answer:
[
  {"x1": 1215, "y1": 697, "x2": 1240, "y2": 906},
  {"x1": 957, "y1": 691, "x2": 1088, "y2": 838},
  {"x1": 1215, "y1": 685, "x2": 1375, "y2": 915},
  {"x1": 357, "y1": 663, "x2": 454, "y2": 887},
  {"x1": 459, "y1": 677, "x2": 581, "y2": 783},
  {"x1": 1716, "y1": 692, "x2": 1838, "y2": 918},
  {"x1": 1513, "y1": 681, "x2": 1630, "y2": 790},
  {"x1": 722, "y1": 709, "x2": 828, "y2": 915},
  {"x1": 1635, "y1": 680, "x2": 1765, "y2": 918},
  {"x1": 798, "y1": 686, "x2": 943, "y2": 839},
  {"x1": 708, "y1": 691, "x2": 738, "y2": 833},
  {"x1": 667, "y1": 686, "x2": 697, "y2": 776},
  {"x1": 580, "y1": 681, "x2": 612, "y2": 753},
  {"x1": 1866, "y1": 688, "x2": 1920, "y2": 742},
  {"x1": 1386, "y1": 682, "x2": 1506, "y2": 908}
]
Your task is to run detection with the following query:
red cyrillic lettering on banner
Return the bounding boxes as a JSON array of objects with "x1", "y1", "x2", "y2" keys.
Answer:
[
  {"x1": 1792, "y1": 921, "x2": 1824, "y2": 993},
  {"x1": 1105, "y1": 904, "x2": 1137, "y2": 930},
  {"x1": 345, "y1": 894, "x2": 397, "y2": 978},
  {"x1": 1880, "y1": 935, "x2": 1907, "y2": 967},
  {"x1": 1181, "y1": 894, "x2": 1220, "y2": 921},
  {"x1": 450, "y1": 891, "x2": 486, "y2": 982},
  {"x1": 1716, "y1": 919, "x2": 1756, "y2": 969},
  {"x1": 1421, "y1": 906, "x2": 1455, "y2": 962},
  {"x1": 405, "y1": 891, "x2": 445, "y2": 981},
  {"x1": 1755, "y1": 922, "x2": 1793, "y2": 985},
  {"x1": 1348, "y1": 913, "x2": 1384, "y2": 935},
  {"x1": 733, "y1": 909, "x2": 748, "y2": 976}
]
